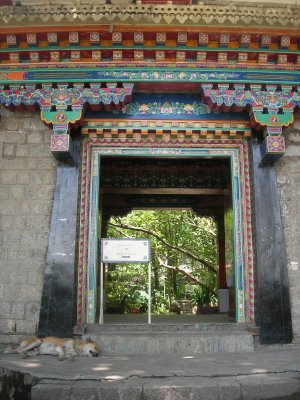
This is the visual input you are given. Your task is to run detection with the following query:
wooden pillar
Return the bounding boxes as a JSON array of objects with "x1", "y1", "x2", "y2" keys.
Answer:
[
  {"x1": 38, "y1": 132, "x2": 80, "y2": 337},
  {"x1": 252, "y1": 138, "x2": 292, "y2": 344}
]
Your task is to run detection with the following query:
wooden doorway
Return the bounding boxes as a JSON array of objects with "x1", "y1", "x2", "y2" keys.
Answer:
[{"x1": 77, "y1": 141, "x2": 254, "y2": 325}]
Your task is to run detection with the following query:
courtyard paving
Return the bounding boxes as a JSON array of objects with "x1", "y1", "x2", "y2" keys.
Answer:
[{"x1": 1, "y1": 345, "x2": 300, "y2": 399}]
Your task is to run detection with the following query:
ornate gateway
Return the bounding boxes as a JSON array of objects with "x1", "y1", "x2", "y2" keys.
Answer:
[{"x1": 0, "y1": 0, "x2": 297, "y2": 344}]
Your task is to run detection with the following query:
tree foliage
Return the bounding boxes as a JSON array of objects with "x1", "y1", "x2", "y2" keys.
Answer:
[{"x1": 105, "y1": 210, "x2": 218, "y2": 313}]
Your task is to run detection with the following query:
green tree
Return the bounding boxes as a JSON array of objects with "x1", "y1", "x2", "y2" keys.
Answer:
[{"x1": 106, "y1": 210, "x2": 218, "y2": 313}]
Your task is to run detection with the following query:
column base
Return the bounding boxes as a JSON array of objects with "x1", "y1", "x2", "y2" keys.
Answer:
[{"x1": 218, "y1": 288, "x2": 229, "y2": 313}]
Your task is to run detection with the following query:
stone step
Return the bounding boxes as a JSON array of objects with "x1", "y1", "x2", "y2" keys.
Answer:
[
  {"x1": 86, "y1": 324, "x2": 255, "y2": 355},
  {"x1": 2, "y1": 347, "x2": 300, "y2": 400},
  {"x1": 87, "y1": 322, "x2": 257, "y2": 333}
]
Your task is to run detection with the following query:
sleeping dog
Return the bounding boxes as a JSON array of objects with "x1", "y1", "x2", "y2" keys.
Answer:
[{"x1": 4, "y1": 336, "x2": 99, "y2": 360}]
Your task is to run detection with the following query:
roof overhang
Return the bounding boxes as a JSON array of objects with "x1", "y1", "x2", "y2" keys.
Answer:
[{"x1": 1, "y1": 1, "x2": 300, "y2": 30}]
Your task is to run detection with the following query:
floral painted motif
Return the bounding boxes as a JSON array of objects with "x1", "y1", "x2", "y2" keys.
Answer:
[
  {"x1": 115, "y1": 101, "x2": 211, "y2": 115},
  {"x1": 97, "y1": 70, "x2": 240, "y2": 82}
]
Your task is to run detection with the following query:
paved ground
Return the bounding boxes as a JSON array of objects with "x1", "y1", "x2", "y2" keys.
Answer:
[{"x1": 1, "y1": 345, "x2": 300, "y2": 399}]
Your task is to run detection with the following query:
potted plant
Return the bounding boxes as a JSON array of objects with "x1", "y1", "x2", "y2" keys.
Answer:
[
  {"x1": 191, "y1": 286, "x2": 216, "y2": 314},
  {"x1": 127, "y1": 290, "x2": 148, "y2": 313}
]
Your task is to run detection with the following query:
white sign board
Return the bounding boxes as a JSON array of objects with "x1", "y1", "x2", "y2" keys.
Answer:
[{"x1": 101, "y1": 239, "x2": 151, "y2": 263}]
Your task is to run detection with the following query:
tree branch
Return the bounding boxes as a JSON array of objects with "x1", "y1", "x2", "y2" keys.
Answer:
[
  {"x1": 111, "y1": 226, "x2": 132, "y2": 239},
  {"x1": 157, "y1": 257, "x2": 217, "y2": 297},
  {"x1": 108, "y1": 221, "x2": 217, "y2": 274},
  {"x1": 185, "y1": 219, "x2": 217, "y2": 238}
]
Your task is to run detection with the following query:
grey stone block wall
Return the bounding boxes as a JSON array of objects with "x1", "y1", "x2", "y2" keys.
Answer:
[
  {"x1": 276, "y1": 117, "x2": 300, "y2": 344},
  {"x1": 0, "y1": 104, "x2": 299, "y2": 345},
  {"x1": 0, "y1": 107, "x2": 57, "y2": 342}
]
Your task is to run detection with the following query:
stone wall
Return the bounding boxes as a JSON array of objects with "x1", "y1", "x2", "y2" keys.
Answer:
[
  {"x1": 0, "y1": 104, "x2": 299, "y2": 345},
  {"x1": 276, "y1": 118, "x2": 300, "y2": 344},
  {"x1": 0, "y1": 107, "x2": 57, "y2": 344}
]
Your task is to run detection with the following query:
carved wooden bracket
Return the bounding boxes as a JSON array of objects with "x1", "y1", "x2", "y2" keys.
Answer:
[
  {"x1": 0, "y1": 82, "x2": 134, "y2": 161},
  {"x1": 202, "y1": 83, "x2": 300, "y2": 163}
]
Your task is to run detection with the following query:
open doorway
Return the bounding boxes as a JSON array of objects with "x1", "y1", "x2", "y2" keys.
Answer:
[
  {"x1": 80, "y1": 142, "x2": 254, "y2": 325},
  {"x1": 99, "y1": 156, "x2": 235, "y2": 324}
]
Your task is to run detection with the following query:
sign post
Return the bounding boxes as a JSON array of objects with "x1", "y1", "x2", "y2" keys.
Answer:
[
  {"x1": 100, "y1": 239, "x2": 151, "y2": 324},
  {"x1": 148, "y1": 260, "x2": 151, "y2": 325},
  {"x1": 99, "y1": 260, "x2": 104, "y2": 324}
]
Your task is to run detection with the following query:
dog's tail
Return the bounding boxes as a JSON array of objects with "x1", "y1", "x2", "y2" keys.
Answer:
[{"x1": 3, "y1": 346, "x2": 20, "y2": 354}]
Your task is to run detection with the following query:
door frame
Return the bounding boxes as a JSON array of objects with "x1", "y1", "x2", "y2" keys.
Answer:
[{"x1": 77, "y1": 137, "x2": 255, "y2": 324}]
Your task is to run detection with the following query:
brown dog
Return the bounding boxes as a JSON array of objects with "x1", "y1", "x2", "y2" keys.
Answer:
[{"x1": 4, "y1": 336, "x2": 99, "y2": 360}]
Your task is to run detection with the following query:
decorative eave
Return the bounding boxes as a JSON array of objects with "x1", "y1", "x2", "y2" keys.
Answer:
[
  {"x1": 0, "y1": 81, "x2": 290, "y2": 164},
  {"x1": 1, "y1": 1, "x2": 300, "y2": 29},
  {"x1": 0, "y1": 0, "x2": 299, "y2": 165},
  {"x1": 82, "y1": 117, "x2": 252, "y2": 139}
]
